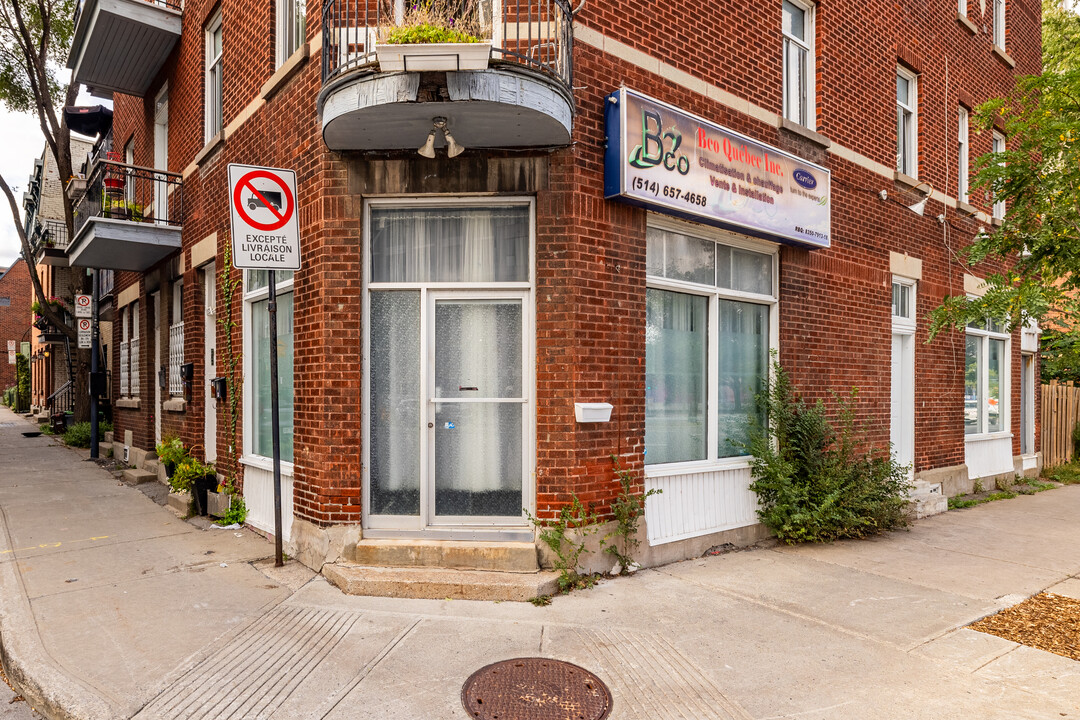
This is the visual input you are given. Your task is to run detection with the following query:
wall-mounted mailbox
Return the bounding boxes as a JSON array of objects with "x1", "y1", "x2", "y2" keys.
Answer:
[
  {"x1": 89, "y1": 371, "x2": 107, "y2": 398},
  {"x1": 211, "y1": 377, "x2": 227, "y2": 401},
  {"x1": 181, "y1": 362, "x2": 194, "y2": 382},
  {"x1": 574, "y1": 402, "x2": 613, "y2": 423}
]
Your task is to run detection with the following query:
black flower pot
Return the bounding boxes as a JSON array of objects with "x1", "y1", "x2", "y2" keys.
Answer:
[{"x1": 193, "y1": 474, "x2": 218, "y2": 516}]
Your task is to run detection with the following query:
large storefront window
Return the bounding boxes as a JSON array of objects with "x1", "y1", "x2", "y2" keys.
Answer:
[
  {"x1": 645, "y1": 224, "x2": 775, "y2": 466},
  {"x1": 246, "y1": 271, "x2": 294, "y2": 461},
  {"x1": 965, "y1": 317, "x2": 1008, "y2": 436}
]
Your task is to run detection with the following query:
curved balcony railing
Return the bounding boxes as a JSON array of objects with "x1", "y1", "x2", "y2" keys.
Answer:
[
  {"x1": 322, "y1": 0, "x2": 573, "y2": 90},
  {"x1": 30, "y1": 219, "x2": 69, "y2": 254}
]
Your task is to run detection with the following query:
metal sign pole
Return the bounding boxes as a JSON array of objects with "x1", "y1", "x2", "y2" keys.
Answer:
[
  {"x1": 90, "y1": 270, "x2": 99, "y2": 459},
  {"x1": 268, "y1": 269, "x2": 283, "y2": 567}
]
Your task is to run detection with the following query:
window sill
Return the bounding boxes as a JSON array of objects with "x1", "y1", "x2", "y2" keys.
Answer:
[
  {"x1": 194, "y1": 131, "x2": 224, "y2": 168},
  {"x1": 992, "y1": 45, "x2": 1017, "y2": 68},
  {"x1": 115, "y1": 397, "x2": 140, "y2": 410},
  {"x1": 644, "y1": 457, "x2": 752, "y2": 478},
  {"x1": 261, "y1": 43, "x2": 309, "y2": 101},
  {"x1": 240, "y1": 454, "x2": 295, "y2": 476},
  {"x1": 776, "y1": 117, "x2": 831, "y2": 149},
  {"x1": 956, "y1": 12, "x2": 977, "y2": 34},
  {"x1": 956, "y1": 200, "x2": 978, "y2": 216},
  {"x1": 163, "y1": 398, "x2": 186, "y2": 413},
  {"x1": 894, "y1": 171, "x2": 927, "y2": 192},
  {"x1": 965, "y1": 432, "x2": 1013, "y2": 443}
]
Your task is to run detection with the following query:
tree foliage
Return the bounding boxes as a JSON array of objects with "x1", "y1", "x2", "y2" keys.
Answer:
[{"x1": 928, "y1": 1, "x2": 1080, "y2": 341}]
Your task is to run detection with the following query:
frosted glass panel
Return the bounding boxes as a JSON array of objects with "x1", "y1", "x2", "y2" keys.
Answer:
[
  {"x1": 252, "y1": 292, "x2": 294, "y2": 461},
  {"x1": 731, "y1": 249, "x2": 773, "y2": 294},
  {"x1": 435, "y1": 301, "x2": 521, "y2": 399},
  {"x1": 718, "y1": 300, "x2": 769, "y2": 457},
  {"x1": 645, "y1": 288, "x2": 708, "y2": 464},
  {"x1": 369, "y1": 291, "x2": 421, "y2": 515},
  {"x1": 371, "y1": 206, "x2": 529, "y2": 283},
  {"x1": 434, "y1": 402, "x2": 523, "y2": 517}
]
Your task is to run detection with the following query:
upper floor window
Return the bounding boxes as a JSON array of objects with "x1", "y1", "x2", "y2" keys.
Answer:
[
  {"x1": 205, "y1": 11, "x2": 223, "y2": 142},
  {"x1": 276, "y1": 0, "x2": 306, "y2": 67},
  {"x1": 958, "y1": 106, "x2": 969, "y2": 203},
  {"x1": 993, "y1": 0, "x2": 1006, "y2": 47},
  {"x1": 958, "y1": 0, "x2": 966, "y2": 15},
  {"x1": 992, "y1": 131, "x2": 1006, "y2": 219},
  {"x1": 782, "y1": 0, "x2": 814, "y2": 128},
  {"x1": 896, "y1": 66, "x2": 918, "y2": 177}
]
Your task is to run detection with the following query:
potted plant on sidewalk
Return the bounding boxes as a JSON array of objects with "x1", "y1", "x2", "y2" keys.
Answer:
[
  {"x1": 169, "y1": 456, "x2": 217, "y2": 516},
  {"x1": 375, "y1": 0, "x2": 491, "y2": 72}
]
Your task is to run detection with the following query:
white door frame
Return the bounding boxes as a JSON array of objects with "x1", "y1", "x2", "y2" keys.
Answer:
[
  {"x1": 203, "y1": 263, "x2": 217, "y2": 462},
  {"x1": 361, "y1": 197, "x2": 536, "y2": 540},
  {"x1": 891, "y1": 277, "x2": 916, "y2": 479}
]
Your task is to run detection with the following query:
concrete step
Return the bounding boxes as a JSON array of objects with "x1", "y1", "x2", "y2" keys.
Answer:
[
  {"x1": 323, "y1": 564, "x2": 559, "y2": 602},
  {"x1": 167, "y1": 490, "x2": 192, "y2": 515},
  {"x1": 352, "y1": 539, "x2": 539, "y2": 572},
  {"x1": 122, "y1": 468, "x2": 157, "y2": 485},
  {"x1": 143, "y1": 459, "x2": 160, "y2": 475}
]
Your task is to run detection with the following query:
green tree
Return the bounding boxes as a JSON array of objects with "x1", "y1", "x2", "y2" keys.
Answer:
[
  {"x1": 928, "y1": 1, "x2": 1080, "y2": 340},
  {"x1": 0, "y1": 0, "x2": 94, "y2": 419}
]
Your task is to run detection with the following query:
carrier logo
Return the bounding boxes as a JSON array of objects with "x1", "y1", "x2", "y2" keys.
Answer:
[{"x1": 793, "y1": 169, "x2": 817, "y2": 190}]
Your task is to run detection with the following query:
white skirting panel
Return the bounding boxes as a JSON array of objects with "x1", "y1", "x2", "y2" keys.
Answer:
[
  {"x1": 964, "y1": 435, "x2": 1014, "y2": 479},
  {"x1": 644, "y1": 464, "x2": 759, "y2": 545},
  {"x1": 242, "y1": 460, "x2": 294, "y2": 543}
]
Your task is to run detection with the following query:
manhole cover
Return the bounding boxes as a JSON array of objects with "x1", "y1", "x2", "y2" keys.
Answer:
[{"x1": 461, "y1": 658, "x2": 612, "y2": 720}]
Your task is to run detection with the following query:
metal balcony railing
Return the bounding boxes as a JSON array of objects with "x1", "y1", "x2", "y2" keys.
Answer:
[
  {"x1": 74, "y1": 158, "x2": 183, "y2": 238},
  {"x1": 29, "y1": 219, "x2": 69, "y2": 254},
  {"x1": 322, "y1": 0, "x2": 573, "y2": 89}
]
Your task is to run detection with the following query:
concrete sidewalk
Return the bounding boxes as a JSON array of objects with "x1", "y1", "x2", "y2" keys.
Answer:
[{"x1": 2, "y1": 405, "x2": 1079, "y2": 719}]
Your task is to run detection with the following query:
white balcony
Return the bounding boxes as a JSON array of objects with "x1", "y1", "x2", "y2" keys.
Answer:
[{"x1": 67, "y1": 0, "x2": 182, "y2": 98}]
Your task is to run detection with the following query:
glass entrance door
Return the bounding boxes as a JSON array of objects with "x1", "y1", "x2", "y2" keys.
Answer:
[{"x1": 431, "y1": 295, "x2": 526, "y2": 522}]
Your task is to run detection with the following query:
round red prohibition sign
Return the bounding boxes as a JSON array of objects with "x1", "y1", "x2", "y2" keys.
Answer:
[
  {"x1": 75, "y1": 295, "x2": 91, "y2": 308},
  {"x1": 78, "y1": 319, "x2": 91, "y2": 331},
  {"x1": 233, "y1": 170, "x2": 294, "y2": 232}
]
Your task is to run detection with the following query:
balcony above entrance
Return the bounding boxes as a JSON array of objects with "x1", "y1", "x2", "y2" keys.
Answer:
[
  {"x1": 67, "y1": 158, "x2": 183, "y2": 272},
  {"x1": 66, "y1": 0, "x2": 182, "y2": 98},
  {"x1": 319, "y1": 0, "x2": 574, "y2": 152}
]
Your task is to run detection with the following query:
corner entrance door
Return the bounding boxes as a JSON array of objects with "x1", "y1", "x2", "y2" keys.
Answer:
[{"x1": 366, "y1": 290, "x2": 530, "y2": 533}]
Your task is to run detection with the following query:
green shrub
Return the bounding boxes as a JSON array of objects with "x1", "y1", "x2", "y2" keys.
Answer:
[
  {"x1": 169, "y1": 456, "x2": 214, "y2": 493},
  {"x1": 155, "y1": 435, "x2": 187, "y2": 473},
  {"x1": 62, "y1": 420, "x2": 113, "y2": 448},
  {"x1": 383, "y1": 23, "x2": 481, "y2": 44},
  {"x1": 745, "y1": 361, "x2": 912, "y2": 544},
  {"x1": 217, "y1": 495, "x2": 247, "y2": 526}
]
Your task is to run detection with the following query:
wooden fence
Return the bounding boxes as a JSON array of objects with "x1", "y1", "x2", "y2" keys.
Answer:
[{"x1": 1042, "y1": 381, "x2": 1080, "y2": 466}]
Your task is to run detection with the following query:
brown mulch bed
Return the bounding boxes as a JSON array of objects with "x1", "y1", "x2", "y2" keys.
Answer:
[{"x1": 969, "y1": 592, "x2": 1080, "y2": 661}]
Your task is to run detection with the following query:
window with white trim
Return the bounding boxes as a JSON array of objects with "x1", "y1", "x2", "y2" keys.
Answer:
[
  {"x1": 168, "y1": 279, "x2": 184, "y2": 397},
  {"x1": 958, "y1": 107, "x2": 970, "y2": 203},
  {"x1": 120, "y1": 305, "x2": 131, "y2": 397},
  {"x1": 244, "y1": 271, "x2": 294, "y2": 462},
  {"x1": 993, "y1": 0, "x2": 1006, "y2": 48},
  {"x1": 896, "y1": 66, "x2": 918, "y2": 177},
  {"x1": 892, "y1": 278, "x2": 916, "y2": 331},
  {"x1": 958, "y1": 0, "x2": 966, "y2": 15},
  {"x1": 992, "y1": 131, "x2": 1006, "y2": 219},
  {"x1": 782, "y1": 0, "x2": 814, "y2": 129},
  {"x1": 276, "y1": 0, "x2": 306, "y2": 67},
  {"x1": 965, "y1": 316, "x2": 1009, "y2": 436},
  {"x1": 645, "y1": 222, "x2": 777, "y2": 466},
  {"x1": 205, "y1": 11, "x2": 223, "y2": 142}
]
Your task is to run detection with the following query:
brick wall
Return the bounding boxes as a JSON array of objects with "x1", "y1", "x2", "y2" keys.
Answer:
[
  {"x1": 0, "y1": 260, "x2": 32, "y2": 390},
  {"x1": 100, "y1": 0, "x2": 1041, "y2": 526}
]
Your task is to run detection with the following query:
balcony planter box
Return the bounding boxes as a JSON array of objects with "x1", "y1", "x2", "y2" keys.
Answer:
[
  {"x1": 65, "y1": 177, "x2": 86, "y2": 202},
  {"x1": 375, "y1": 42, "x2": 491, "y2": 72}
]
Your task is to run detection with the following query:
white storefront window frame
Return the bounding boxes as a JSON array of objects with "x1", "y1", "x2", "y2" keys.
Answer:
[
  {"x1": 241, "y1": 270, "x2": 296, "y2": 472},
  {"x1": 644, "y1": 215, "x2": 779, "y2": 478},
  {"x1": 965, "y1": 316, "x2": 1011, "y2": 440},
  {"x1": 361, "y1": 196, "x2": 537, "y2": 537}
]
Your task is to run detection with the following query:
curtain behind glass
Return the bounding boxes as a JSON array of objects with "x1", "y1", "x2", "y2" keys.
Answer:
[
  {"x1": 718, "y1": 300, "x2": 769, "y2": 457},
  {"x1": 252, "y1": 292, "x2": 294, "y2": 461},
  {"x1": 965, "y1": 336, "x2": 982, "y2": 435},
  {"x1": 645, "y1": 288, "x2": 707, "y2": 464},
  {"x1": 371, "y1": 207, "x2": 529, "y2": 283},
  {"x1": 988, "y1": 338, "x2": 1004, "y2": 433}
]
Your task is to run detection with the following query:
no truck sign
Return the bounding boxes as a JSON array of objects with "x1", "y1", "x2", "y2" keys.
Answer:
[{"x1": 228, "y1": 164, "x2": 301, "y2": 270}]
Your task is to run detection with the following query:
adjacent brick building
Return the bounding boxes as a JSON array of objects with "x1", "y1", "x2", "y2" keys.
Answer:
[
  {"x1": 0, "y1": 259, "x2": 32, "y2": 392},
  {"x1": 62, "y1": 0, "x2": 1042, "y2": 581}
]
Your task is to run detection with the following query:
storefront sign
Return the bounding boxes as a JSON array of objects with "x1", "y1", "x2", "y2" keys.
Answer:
[
  {"x1": 228, "y1": 164, "x2": 302, "y2": 270},
  {"x1": 605, "y1": 88, "x2": 831, "y2": 249}
]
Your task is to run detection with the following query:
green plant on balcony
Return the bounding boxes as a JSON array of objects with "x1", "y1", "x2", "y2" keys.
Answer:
[
  {"x1": 379, "y1": 0, "x2": 485, "y2": 44},
  {"x1": 102, "y1": 198, "x2": 129, "y2": 220},
  {"x1": 127, "y1": 202, "x2": 145, "y2": 222}
]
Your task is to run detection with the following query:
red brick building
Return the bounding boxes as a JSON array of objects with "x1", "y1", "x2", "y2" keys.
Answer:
[
  {"x1": 63, "y1": 0, "x2": 1042, "y2": 580},
  {"x1": 0, "y1": 259, "x2": 32, "y2": 392}
]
